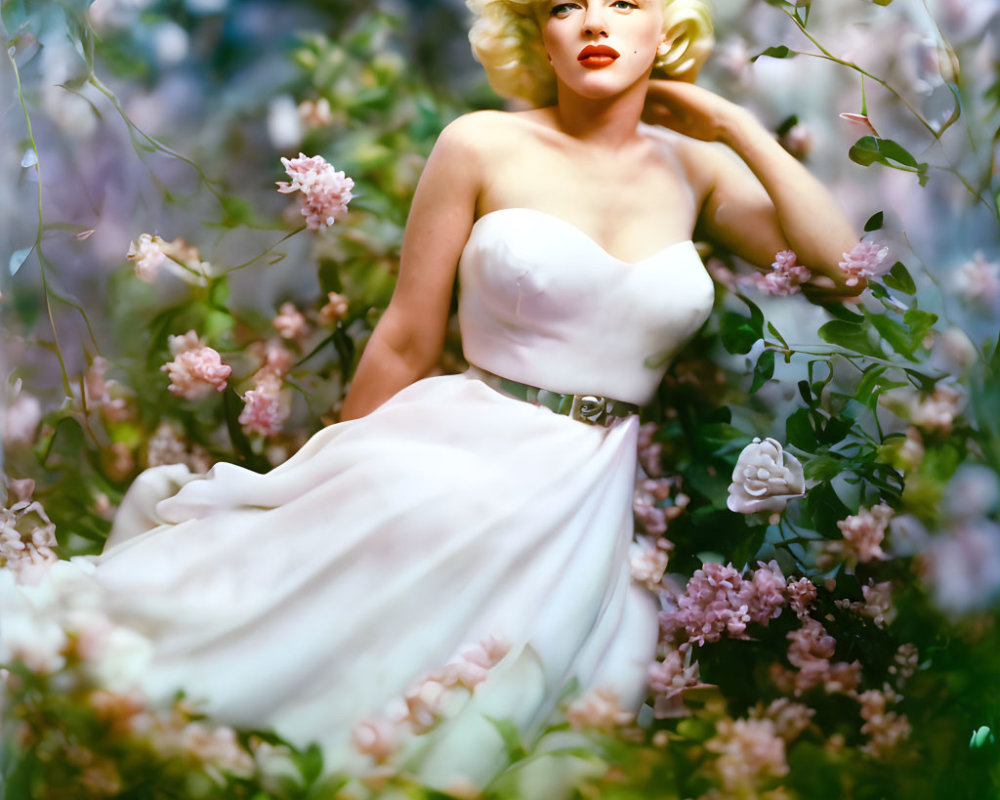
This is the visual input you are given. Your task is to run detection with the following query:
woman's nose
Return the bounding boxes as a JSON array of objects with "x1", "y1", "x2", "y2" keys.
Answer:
[{"x1": 582, "y1": 6, "x2": 609, "y2": 37}]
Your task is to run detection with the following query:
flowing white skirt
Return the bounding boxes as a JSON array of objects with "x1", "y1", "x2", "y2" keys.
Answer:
[{"x1": 94, "y1": 369, "x2": 659, "y2": 787}]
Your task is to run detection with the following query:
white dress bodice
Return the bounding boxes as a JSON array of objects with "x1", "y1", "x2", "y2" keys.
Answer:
[{"x1": 458, "y1": 207, "x2": 715, "y2": 405}]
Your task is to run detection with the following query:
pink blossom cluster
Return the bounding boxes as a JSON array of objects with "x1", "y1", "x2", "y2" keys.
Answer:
[
  {"x1": 910, "y1": 383, "x2": 964, "y2": 435},
  {"x1": 319, "y1": 291, "x2": 349, "y2": 325},
  {"x1": 786, "y1": 577, "x2": 818, "y2": 620},
  {"x1": 297, "y1": 98, "x2": 333, "y2": 130},
  {"x1": 637, "y1": 422, "x2": 664, "y2": 477},
  {"x1": 126, "y1": 234, "x2": 210, "y2": 285},
  {"x1": 748, "y1": 697, "x2": 815, "y2": 742},
  {"x1": 146, "y1": 422, "x2": 212, "y2": 472},
  {"x1": 125, "y1": 233, "x2": 167, "y2": 282},
  {"x1": 953, "y1": 250, "x2": 1000, "y2": 307},
  {"x1": 1, "y1": 478, "x2": 58, "y2": 585},
  {"x1": 633, "y1": 476, "x2": 688, "y2": 536},
  {"x1": 162, "y1": 331, "x2": 231, "y2": 400},
  {"x1": 754, "y1": 250, "x2": 813, "y2": 297},
  {"x1": 84, "y1": 357, "x2": 131, "y2": 422},
  {"x1": 704, "y1": 716, "x2": 789, "y2": 793},
  {"x1": 857, "y1": 688, "x2": 912, "y2": 758},
  {"x1": 630, "y1": 535, "x2": 673, "y2": 590},
  {"x1": 647, "y1": 648, "x2": 711, "y2": 718},
  {"x1": 658, "y1": 560, "x2": 788, "y2": 648},
  {"x1": 238, "y1": 371, "x2": 289, "y2": 438},
  {"x1": 276, "y1": 153, "x2": 354, "y2": 231},
  {"x1": 769, "y1": 618, "x2": 863, "y2": 697},
  {"x1": 352, "y1": 633, "x2": 512, "y2": 761},
  {"x1": 838, "y1": 240, "x2": 891, "y2": 287},
  {"x1": 888, "y1": 642, "x2": 919, "y2": 689},
  {"x1": 565, "y1": 686, "x2": 635, "y2": 732},
  {"x1": 272, "y1": 301, "x2": 309, "y2": 340},
  {"x1": 834, "y1": 579, "x2": 897, "y2": 627},
  {"x1": 835, "y1": 503, "x2": 893, "y2": 564}
]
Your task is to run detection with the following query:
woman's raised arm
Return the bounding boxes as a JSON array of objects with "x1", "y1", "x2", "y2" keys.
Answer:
[
  {"x1": 338, "y1": 116, "x2": 482, "y2": 421},
  {"x1": 645, "y1": 79, "x2": 862, "y2": 298}
]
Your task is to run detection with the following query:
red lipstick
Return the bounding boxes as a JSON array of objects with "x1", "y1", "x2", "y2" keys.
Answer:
[{"x1": 577, "y1": 44, "x2": 620, "y2": 68}]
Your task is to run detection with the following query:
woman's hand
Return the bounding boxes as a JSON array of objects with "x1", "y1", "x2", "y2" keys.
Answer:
[{"x1": 642, "y1": 79, "x2": 751, "y2": 144}]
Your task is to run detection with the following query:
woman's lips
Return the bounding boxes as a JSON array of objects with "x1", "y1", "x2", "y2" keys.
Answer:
[{"x1": 577, "y1": 44, "x2": 620, "y2": 69}]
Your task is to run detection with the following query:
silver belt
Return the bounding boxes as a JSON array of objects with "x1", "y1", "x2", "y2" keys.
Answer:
[{"x1": 471, "y1": 366, "x2": 638, "y2": 426}]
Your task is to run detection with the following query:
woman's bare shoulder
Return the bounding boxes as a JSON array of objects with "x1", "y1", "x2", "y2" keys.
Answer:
[
  {"x1": 439, "y1": 109, "x2": 535, "y2": 149},
  {"x1": 638, "y1": 122, "x2": 732, "y2": 195}
]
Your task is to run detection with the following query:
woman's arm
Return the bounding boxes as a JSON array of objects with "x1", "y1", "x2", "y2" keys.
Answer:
[
  {"x1": 338, "y1": 116, "x2": 482, "y2": 421},
  {"x1": 645, "y1": 80, "x2": 862, "y2": 297}
]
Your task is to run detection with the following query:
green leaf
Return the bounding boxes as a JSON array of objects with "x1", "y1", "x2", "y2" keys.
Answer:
[
  {"x1": 483, "y1": 715, "x2": 527, "y2": 762},
  {"x1": 720, "y1": 311, "x2": 761, "y2": 354},
  {"x1": 848, "y1": 136, "x2": 923, "y2": 171},
  {"x1": 903, "y1": 308, "x2": 938, "y2": 342},
  {"x1": 786, "y1": 407, "x2": 816, "y2": 450},
  {"x1": 295, "y1": 743, "x2": 324, "y2": 786},
  {"x1": 8, "y1": 246, "x2": 32, "y2": 276},
  {"x1": 766, "y1": 321, "x2": 787, "y2": 348},
  {"x1": 752, "y1": 45, "x2": 795, "y2": 61},
  {"x1": 882, "y1": 261, "x2": 916, "y2": 294},
  {"x1": 867, "y1": 312, "x2": 919, "y2": 359},
  {"x1": 817, "y1": 320, "x2": 883, "y2": 357},
  {"x1": 749, "y1": 348, "x2": 775, "y2": 392},
  {"x1": 863, "y1": 211, "x2": 884, "y2": 231}
]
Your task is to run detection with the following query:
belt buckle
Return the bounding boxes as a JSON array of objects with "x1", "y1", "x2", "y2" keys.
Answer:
[{"x1": 570, "y1": 394, "x2": 608, "y2": 425}]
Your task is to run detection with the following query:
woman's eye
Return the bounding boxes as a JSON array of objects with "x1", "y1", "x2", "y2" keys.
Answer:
[
  {"x1": 550, "y1": 2, "x2": 581, "y2": 16},
  {"x1": 611, "y1": 1, "x2": 639, "y2": 8}
]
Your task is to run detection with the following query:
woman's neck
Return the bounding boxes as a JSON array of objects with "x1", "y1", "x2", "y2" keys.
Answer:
[{"x1": 549, "y1": 79, "x2": 648, "y2": 150}]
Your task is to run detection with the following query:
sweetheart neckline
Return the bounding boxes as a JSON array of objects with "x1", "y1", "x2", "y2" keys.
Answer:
[{"x1": 471, "y1": 207, "x2": 696, "y2": 268}]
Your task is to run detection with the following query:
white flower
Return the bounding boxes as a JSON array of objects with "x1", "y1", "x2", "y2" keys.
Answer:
[{"x1": 727, "y1": 438, "x2": 805, "y2": 514}]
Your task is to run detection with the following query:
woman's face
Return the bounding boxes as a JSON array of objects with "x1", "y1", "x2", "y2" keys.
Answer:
[{"x1": 536, "y1": 0, "x2": 665, "y2": 101}]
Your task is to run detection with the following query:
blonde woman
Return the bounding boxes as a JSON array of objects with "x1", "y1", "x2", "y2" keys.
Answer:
[{"x1": 92, "y1": 0, "x2": 859, "y2": 791}]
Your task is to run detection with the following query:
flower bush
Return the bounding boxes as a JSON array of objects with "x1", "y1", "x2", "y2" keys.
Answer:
[{"x1": 2, "y1": 0, "x2": 999, "y2": 798}]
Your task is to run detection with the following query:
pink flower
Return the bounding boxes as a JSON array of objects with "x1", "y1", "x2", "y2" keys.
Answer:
[
  {"x1": 319, "y1": 291, "x2": 349, "y2": 325},
  {"x1": 404, "y1": 679, "x2": 448, "y2": 733},
  {"x1": 754, "y1": 249, "x2": 812, "y2": 297},
  {"x1": 839, "y1": 112, "x2": 880, "y2": 138},
  {"x1": 704, "y1": 716, "x2": 789, "y2": 792},
  {"x1": 838, "y1": 240, "x2": 891, "y2": 287},
  {"x1": 836, "y1": 503, "x2": 893, "y2": 563},
  {"x1": 162, "y1": 331, "x2": 231, "y2": 400},
  {"x1": 248, "y1": 340, "x2": 296, "y2": 377},
  {"x1": 786, "y1": 577, "x2": 817, "y2": 620},
  {"x1": 1, "y1": 482, "x2": 58, "y2": 585},
  {"x1": 861, "y1": 580, "x2": 896, "y2": 627},
  {"x1": 659, "y1": 560, "x2": 788, "y2": 648},
  {"x1": 276, "y1": 154, "x2": 354, "y2": 231},
  {"x1": 911, "y1": 383, "x2": 964, "y2": 435},
  {"x1": 238, "y1": 372, "x2": 289, "y2": 437},
  {"x1": 857, "y1": 689, "x2": 911, "y2": 757},
  {"x1": 297, "y1": 98, "x2": 333, "y2": 130},
  {"x1": 748, "y1": 698, "x2": 815, "y2": 742},
  {"x1": 351, "y1": 719, "x2": 401, "y2": 762},
  {"x1": 636, "y1": 422, "x2": 664, "y2": 477},
  {"x1": 273, "y1": 302, "x2": 309, "y2": 340},
  {"x1": 565, "y1": 686, "x2": 634, "y2": 732},
  {"x1": 126, "y1": 233, "x2": 167, "y2": 282},
  {"x1": 459, "y1": 634, "x2": 511, "y2": 670},
  {"x1": 630, "y1": 536, "x2": 670, "y2": 590},
  {"x1": 954, "y1": 250, "x2": 1000, "y2": 307}
]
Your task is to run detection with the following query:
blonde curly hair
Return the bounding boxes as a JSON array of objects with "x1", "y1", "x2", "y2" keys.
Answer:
[{"x1": 467, "y1": 0, "x2": 714, "y2": 107}]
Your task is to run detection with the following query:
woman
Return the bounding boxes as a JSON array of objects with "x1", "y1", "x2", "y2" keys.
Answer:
[{"x1": 92, "y1": 0, "x2": 859, "y2": 791}]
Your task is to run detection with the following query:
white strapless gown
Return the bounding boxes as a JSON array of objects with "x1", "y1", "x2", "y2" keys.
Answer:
[{"x1": 92, "y1": 208, "x2": 715, "y2": 787}]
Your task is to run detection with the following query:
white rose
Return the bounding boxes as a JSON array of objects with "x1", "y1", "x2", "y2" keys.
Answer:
[{"x1": 727, "y1": 437, "x2": 805, "y2": 514}]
